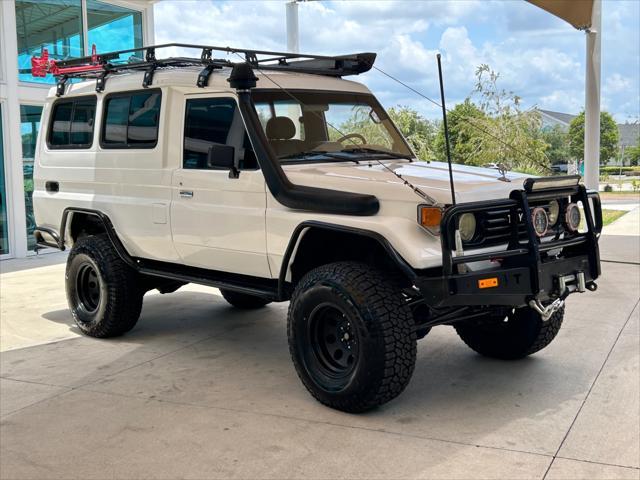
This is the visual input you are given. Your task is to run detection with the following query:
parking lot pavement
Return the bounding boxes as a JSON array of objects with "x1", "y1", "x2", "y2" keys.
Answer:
[{"x1": 1, "y1": 251, "x2": 639, "y2": 479}]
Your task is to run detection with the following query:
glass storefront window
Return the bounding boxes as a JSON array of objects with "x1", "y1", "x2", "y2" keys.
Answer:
[
  {"x1": 20, "y1": 105, "x2": 43, "y2": 251},
  {"x1": 15, "y1": 0, "x2": 84, "y2": 84},
  {"x1": 0, "y1": 105, "x2": 9, "y2": 255},
  {"x1": 88, "y1": 1, "x2": 143, "y2": 54}
]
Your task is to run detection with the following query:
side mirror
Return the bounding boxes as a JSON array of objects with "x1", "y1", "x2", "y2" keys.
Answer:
[{"x1": 206, "y1": 144, "x2": 239, "y2": 178}]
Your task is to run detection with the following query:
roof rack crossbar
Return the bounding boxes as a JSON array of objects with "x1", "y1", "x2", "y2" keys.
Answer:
[{"x1": 30, "y1": 42, "x2": 376, "y2": 95}]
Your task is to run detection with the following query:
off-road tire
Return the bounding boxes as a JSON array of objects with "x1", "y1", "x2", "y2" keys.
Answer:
[
  {"x1": 219, "y1": 289, "x2": 271, "y2": 309},
  {"x1": 454, "y1": 305, "x2": 564, "y2": 360},
  {"x1": 288, "y1": 262, "x2": 417, "y2": 413},
  {"x1": 66, "y1": 234, "x2": 143, "y2": 338}
]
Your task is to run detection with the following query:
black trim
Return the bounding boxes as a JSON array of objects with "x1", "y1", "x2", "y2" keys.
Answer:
[
  {"x1": 99, "y1": 88, "x2": 162, "y2": 150},
  {"x1": 46, "y1": 95, "x2": 98, "y2": 150},
  {"x1": 234, "y1": 70, "x2": 380, "y2": 217},
  {"x1": 277, "y1": 221, "x2": 415, "y2": 299}
]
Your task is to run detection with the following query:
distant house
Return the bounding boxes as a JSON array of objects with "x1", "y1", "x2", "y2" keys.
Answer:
[
  {"x1": 537, "y1": 109, "x2": 639, "y2": 165},
  {"x1": 538, "y1": 109, "x2": 577, "y2": 131},
  {"x1": 614, "y1": 122, "x2": 640, "y2": 166}
]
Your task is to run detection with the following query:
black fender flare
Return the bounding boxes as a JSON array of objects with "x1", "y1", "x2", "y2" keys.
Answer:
[
  {"x1": 59, "y1": 208, "x2": 138, "y2": 269},
  {"x1": 277, "y1": 220, "x2": 416, "y2": 299}
]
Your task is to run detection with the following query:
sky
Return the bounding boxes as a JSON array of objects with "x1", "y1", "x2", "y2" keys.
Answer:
[{"x1": 154, "y1": 0, "x2": 640, "y2": 123}]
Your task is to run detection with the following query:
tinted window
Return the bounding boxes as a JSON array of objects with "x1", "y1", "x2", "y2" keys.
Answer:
[
  {"x1": 49, "y1": 97, "x2": 96, "y2": 148},
  {"x1": 184, "y1": 98, "x2": 258, "y2": 170},
  {"x1": 102, "y1": 91, "x2": 161, "y2": 148}
]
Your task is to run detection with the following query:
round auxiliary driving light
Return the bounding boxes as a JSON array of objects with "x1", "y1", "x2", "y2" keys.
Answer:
[
  {"x1": 458, "y1": 213, "x2": 477, "y2": 242},
  {"x1": 548, "y1": 200, "x2": 560, "y2": 226},
  {"x1": 565, "y1": 203, "x2": 581, "y2": 232},
  {"x1": 531, "y1": 207, "x2": 549, "y2": 237}
]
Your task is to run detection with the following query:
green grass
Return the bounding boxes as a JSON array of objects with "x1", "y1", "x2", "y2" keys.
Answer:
[{"x1": 602, "y1": 209, "x2": 627, "y2": 226}]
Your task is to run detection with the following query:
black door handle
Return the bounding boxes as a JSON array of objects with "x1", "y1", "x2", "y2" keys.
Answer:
[{"x1": 45, "y1": 181, "x2": 59, "y2": 193}]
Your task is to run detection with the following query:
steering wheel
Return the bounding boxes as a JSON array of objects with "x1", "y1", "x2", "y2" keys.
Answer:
[{"x1": 335, "y1": 133, "x2": 367, "y2": 145}]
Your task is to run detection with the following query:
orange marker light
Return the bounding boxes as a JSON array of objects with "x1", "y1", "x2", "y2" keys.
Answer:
[
  {"x1": 419, "y1": 207, "x2": 442, "y2": 228},
  {"x1": 478, "y1": 277, "x2": 499, "y2": 289}
]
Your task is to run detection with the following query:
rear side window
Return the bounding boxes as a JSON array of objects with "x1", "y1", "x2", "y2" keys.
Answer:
[
  {"x1": 102, "y1": 90, "x2": 161, "y2": 148},
  {"x1": 48, "y1": 97, "x2": 97, "y2": 148}
]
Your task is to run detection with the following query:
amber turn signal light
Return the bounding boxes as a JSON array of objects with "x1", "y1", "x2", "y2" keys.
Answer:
[
  {"x1": 418, "y1": 206, "x2": 442, "y2": 235},
  {"x1": 478, "y1": 277, "x2": 499, "y2": 289}
]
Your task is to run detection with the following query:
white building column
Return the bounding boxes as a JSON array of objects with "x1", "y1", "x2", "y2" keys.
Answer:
[
  {"x1": 286, "y1": 1, "x2": 299, "y2": 53},
  {"x1": 0, "y1": 0, "x2": 28, "y2": 258},
  {"x1": 584, "y1": 0, "x2": 601, "y2": 190}
]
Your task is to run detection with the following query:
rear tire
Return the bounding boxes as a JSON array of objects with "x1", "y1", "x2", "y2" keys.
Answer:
[
  {"x1": 219, "y1": 289, "x2": 271, "y2": 309},
  {"x1": 455, "y1": 305, "x2": 564, "y2": 360},
  {"x1": 288, "y1": 262, "x2": 417, "y2": 413},
  {"x1": 66, "y1": 234, "x2": 143, "y2": 338}
]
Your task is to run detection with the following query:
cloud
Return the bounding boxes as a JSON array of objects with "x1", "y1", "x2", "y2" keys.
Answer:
[{"x1": 153, "y1": 0, "x2": 639, "y2": 122}]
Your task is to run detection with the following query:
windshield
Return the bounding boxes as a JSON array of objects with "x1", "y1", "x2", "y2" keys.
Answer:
[{"x1": 252, "y1": 90, "x2": 414, "y2": 162}]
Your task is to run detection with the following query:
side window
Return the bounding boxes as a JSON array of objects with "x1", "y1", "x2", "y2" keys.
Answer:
[
  {"x1": 183, "y1": 97, "x2": 257, "y2": 170},
  {"x1": 102, "y1": 91, "x2": 161, "y2": 148},
  {"x1": 48, "y1": 97, "x2": 97, "y2": 148}
]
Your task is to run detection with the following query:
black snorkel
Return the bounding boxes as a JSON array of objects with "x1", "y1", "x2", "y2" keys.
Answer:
[{"x1": 228, "y1": 63, "x2": 380, "y2": 217}]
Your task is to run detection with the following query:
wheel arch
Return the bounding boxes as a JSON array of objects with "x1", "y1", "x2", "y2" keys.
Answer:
[
  {"x1": 60, "y1": 208, "x2": 136, "y2": 268},
  {"x1": 278, "y1": 221, "x2": 416, "y2": 300}
]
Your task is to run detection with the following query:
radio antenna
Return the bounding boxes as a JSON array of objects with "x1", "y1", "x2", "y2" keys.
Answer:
[{"x1": 436, "y1": 53, "x2": 456, "y2": 205}]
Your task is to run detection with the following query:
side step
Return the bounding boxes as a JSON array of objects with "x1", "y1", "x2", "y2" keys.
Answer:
[{"x1": 134, "y1": 258, "x2": 279, "y2": 300}]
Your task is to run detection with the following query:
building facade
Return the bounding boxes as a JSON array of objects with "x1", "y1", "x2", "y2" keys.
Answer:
[{"x1": 0, "y1": 0, "x2": 155, "y2": 259}]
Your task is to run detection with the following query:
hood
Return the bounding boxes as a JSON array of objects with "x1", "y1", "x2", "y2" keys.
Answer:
[{"x1": 283, "y1": 160, "x2": 531, "y2": 205}]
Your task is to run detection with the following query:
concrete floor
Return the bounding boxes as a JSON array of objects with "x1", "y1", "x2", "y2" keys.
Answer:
[{"x1": 1, "y1": 235, "x2": 639, "y2": 479}]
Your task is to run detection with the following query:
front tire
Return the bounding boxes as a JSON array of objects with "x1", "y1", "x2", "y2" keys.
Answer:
[
  {"x1": 288, "y1": 262, "x2": 417, "y2": 413},
  {"x1": 455, "y1": 305, "x2": 564, "y2": 360},
  {"x1": 66, "y1": 234, "x2": 143, "y2": 338}
]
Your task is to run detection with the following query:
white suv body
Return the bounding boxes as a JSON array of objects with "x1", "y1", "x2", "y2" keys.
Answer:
[{"x1": 32, "y1": 45, "x2": 602, "y2": 412}]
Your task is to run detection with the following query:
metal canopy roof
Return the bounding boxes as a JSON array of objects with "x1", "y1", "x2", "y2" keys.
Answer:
[{"x1": 526, "y1": 0, "x2": 595, "y2": 30}]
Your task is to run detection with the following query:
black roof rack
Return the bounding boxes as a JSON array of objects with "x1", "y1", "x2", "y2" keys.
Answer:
[{"x1": 31, "y1": 43, "x2": 376, "y2": 95}]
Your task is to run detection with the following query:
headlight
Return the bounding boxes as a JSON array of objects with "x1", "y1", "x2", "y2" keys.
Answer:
[
  {"x1": 565, "y1": 203, "x2": 581, "y2": 232},
  {"x1": 458, "y1": 213, "x2": 477, "y2": 242},
  {"x1": 548, "y1": 200, "x2": 560, "y2": 226}
]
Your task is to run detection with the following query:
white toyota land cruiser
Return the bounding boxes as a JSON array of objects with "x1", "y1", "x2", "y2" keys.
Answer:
[{"x1": 32, "y1": 44, "x2": 602, "y2": 412}]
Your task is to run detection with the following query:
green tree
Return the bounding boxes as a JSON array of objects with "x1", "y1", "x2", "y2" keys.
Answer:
[
  {"x1": 568, "y1": 111, "x2": 619, "y2": 163},
  {"x1": 388, "y1": 106, "x2": 438, "y2": 160},
  {"x1": 541, "y1": 125, "x2": 571, "y2": 165},
  {"x1": 433, "y1": 99, "x2": 485, "y2": 165},
  {"x1": 435, "y1": 65, "x2": 549, "y2": 174}
]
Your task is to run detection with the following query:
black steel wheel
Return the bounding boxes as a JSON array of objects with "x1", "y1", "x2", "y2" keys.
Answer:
[
  {"x1": 75, "y1": 262, "x2": 102, "y2": 313},
  {"x1": 288, "y1": 262, "x2": 417, "y2": 413},
  {"x1": 306, "y1": 302, "x2": 360, "y2": 390},
  {"x1": 66, "y1": 234, "x2": 143, "y2": 338}
]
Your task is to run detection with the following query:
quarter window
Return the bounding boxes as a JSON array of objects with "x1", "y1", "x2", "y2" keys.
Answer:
[
  {"x1": 102, "y1": 91, "x2": 161, "y2": 148},
  {"x1": 49, "y1": 97, "x2": 97, "y2": 148}
]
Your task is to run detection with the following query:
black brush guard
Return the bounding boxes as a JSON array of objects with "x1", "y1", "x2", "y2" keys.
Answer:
[{"x1": 416, "y1": 178, "x2": 602, "y2": 309}]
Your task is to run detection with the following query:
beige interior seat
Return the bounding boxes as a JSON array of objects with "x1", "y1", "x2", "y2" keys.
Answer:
[{"x1": 265, "y1": 116, "x2": 305, "y2": 157}]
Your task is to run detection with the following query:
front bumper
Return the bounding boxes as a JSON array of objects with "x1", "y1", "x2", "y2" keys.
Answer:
[{"x1": 415, "y1": 178, "x2": 602, "y2": 308}]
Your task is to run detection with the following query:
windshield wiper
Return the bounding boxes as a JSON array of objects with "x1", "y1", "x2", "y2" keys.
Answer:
[
  {"x1": 340, "y1": 146, "x2": 413, "y2": 160},
  {"x1": 279, "y1": 151, "x2": 360, "y2": 164}
]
